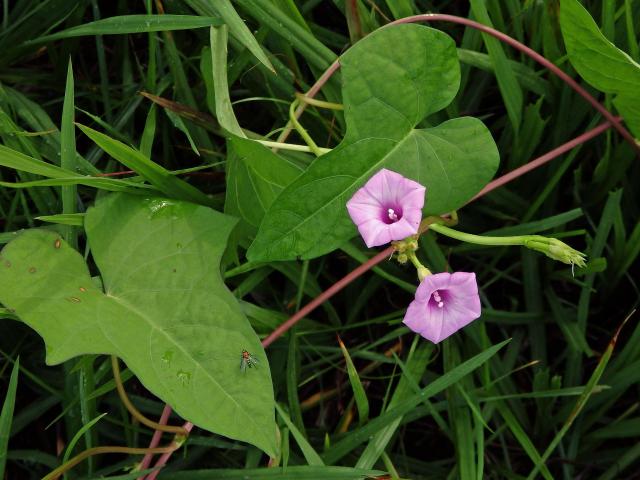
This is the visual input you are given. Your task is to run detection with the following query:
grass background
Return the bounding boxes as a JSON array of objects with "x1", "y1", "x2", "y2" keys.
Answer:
[{"x1": 0, "y1": 0, "x2": 639, "y2": 479}]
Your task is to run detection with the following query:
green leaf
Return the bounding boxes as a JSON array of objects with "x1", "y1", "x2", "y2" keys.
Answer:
[
  {"x1": 560, "y1": 0, "x2": 640, "y2": 137},
  {"x1": 27, "y1": 15, "x2": 223, "y2": 43},
  {"x1": 275, "y1": 403, "x2": 323, "y2": 466},
  {"x1": 0, "y1": 195, "x2": 277, "y2": 456},
  {"x1": 36, "y1": 213, "x2": 85, "y2": 226},
  {"x1": 0, "y1": 144, "x2": 153, "y2": 194},
  {"x1": 224, "y1": 137, "x2": 303, "y2": 233},
  {"x1": 184, "y1": 0, "x2": 275, "y2": 73},
  {"x1": 247, "y1": 25, "x2": 498, "y2": 262},
  {"x1": 338, "y1": 337, "x2": 369, "y2": 426},
  {"x1": 210, "y1": 25, "x2": 245, "y2": 137},
  {"x1": 0, "y1": 358, "x2": 19, "y2": 478},
  {"x1": 560, "y1": 0, "x2": 640, "y2": 96},
  {"x1": 166, "y1": 465, "x2": 385, "y2": 479},
  {"x1": 77, "y1": 124, "x2": 213, "y2": 206},
  {"x1": 613, "y1": 94, "x2": 640, "y2": 138}
]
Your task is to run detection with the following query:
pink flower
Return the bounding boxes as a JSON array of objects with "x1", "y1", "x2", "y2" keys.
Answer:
[
  {"x1": 403, "y1": 272, "x2": 481, "y2": 344},
  {"x1": 346, "y1": 169, "x2": 426, "y2": 248}
]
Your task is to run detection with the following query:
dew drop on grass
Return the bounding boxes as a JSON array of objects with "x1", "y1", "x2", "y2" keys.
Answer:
[{"x1": 177, "y1": 370, "x2": 191, "y2": 386}]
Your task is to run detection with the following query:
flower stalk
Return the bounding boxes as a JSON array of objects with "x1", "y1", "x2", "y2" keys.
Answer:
[{"x1": 429, "y1": 223, "x2": 587, "y2": 267}]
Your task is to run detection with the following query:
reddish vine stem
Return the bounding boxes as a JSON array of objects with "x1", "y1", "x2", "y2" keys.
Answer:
[
  {"x1": 470, "y1": 119, "x2": 617, "y2": 202},
  {"x1": 388, "y1": 14, "x2": 638, "y2": 155},
  {"x1": 137, "y1": 404, "x2": 173, "y2": 480},
  {"x1": 145, "y1": 422, "x2": 193, "y2": 480}
]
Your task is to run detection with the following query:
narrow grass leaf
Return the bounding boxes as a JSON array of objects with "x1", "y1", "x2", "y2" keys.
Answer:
[
  {"x1": 27, "y1": 15, "x2": 223, "y2": 43},
  {"x1": 61, "y1": 413, "x2": 107, "y2": 466},
  {"x1": 36, "y1": 213, "x2": 85, "y2": 226},
  {"x1": 0, "y1": 358, "x2": 19, "y2": 478},
  {"x1": 166, "y1": 465, "x2": 384, "y2": 479},
  {"x1": 469, "y1": 0, "x2": 522, "y2": 132},
  {"x1": 61, "y1": 59, "x2": 77, "y2": 247},
  {"x1": 77, "y1": 124, "x2": 212, "y2": 205},
  {"x1": 210, "y1": 25, "x2": 245, "y2": 137},
  {"x1": 526, "y1": 317, "x2": 628, "y2": 479},
  {"x1": 185, "y1": 0, "x2": 275, "y2": 72},
  {"x1": 337, "y1": 337, "x2": 369, "y2": 426},
  {"x1": 324, "y1": 339, "x2": 510, "y2": 464},
  {"x1": 275, "y1": 403, "x2": 324, "y2": 466}
]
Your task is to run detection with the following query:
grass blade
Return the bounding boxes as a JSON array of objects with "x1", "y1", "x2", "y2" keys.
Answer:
[
  {"x1": 526, "y1": 314, "x2": 632, "y2": 479},
  {"x1": 0, "y1": 357, "x2": 19, "y2": 478},
  {"x1": 27, "y1": 15, "x2": 223, "y2": 43},
  {"x1": 77, "y1": 124, "x2": 213, "y2": 205},
  {"x1": 185, "y1": 0, "x2": 274, "y2": 72}
]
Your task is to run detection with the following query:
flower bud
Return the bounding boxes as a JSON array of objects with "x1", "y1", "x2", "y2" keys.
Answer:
[{"x1": 524, "y1": 236, "x2": 586, "y2": 267}]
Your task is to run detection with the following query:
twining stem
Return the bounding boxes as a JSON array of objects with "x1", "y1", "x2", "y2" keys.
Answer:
[
  {"x1": 43, "y1": 444, "x2": 177, "y2": 480},
  {"x1": 288, "y1": 99, "x2": 323, "y2": 157},
  {"x1": 254, "y1": 139, "x2": 332, "y2": 154},
  {"x1": 111, "y1": 356, "x2": 187, "y2": 436},
  {"x1": 295, "y1": 92, "x2": 344, "y2": 110}
]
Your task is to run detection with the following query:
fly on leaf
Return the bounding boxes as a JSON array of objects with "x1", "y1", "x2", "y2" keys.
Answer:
[{"x1": 240, "y1": 349, "x2": 259, "y2": 373}]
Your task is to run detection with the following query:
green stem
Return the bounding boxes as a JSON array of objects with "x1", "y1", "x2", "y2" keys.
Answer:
[
  {"x1": 111, "y1": 356, "x2": 187, "y2": 436},
  {"x1": 295, "y1": 92, "x2": 344, "y2": 110},
  {"x1": 255, "y1": 139, "x2": 331, "y2": 154},
  {"x1": 429, "y1": 223, "x2": 587, "y2": 267},
  {"x1": 406, "y1": 251, "x2": 431, "y2": 280},
  {"x1": 429, "y1": 223, "x2": 523, "y2": 246},
  {"x1": 43, "y1": 444, "x2": 177, "y2": 480},
  {"x1": 288, "y1": 99, "x2": 323, "y2": 157}
]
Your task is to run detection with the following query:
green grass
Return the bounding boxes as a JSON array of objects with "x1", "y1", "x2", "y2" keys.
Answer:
[{"x1": 0, "y1": 1, "x2": 639, "y2": 479}]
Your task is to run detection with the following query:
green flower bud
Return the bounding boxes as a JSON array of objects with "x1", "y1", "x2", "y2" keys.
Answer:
[{"x1": 524, "y1": 237, "x2": 587, "y2": 268}]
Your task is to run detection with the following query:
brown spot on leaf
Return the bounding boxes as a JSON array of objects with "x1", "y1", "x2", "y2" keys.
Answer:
[
  {"x1": 28, "y1": 267, "x2": 36, "y2": 273},
  {"x1": 54, "y1": 238, "x2": 62, "y2": 249},
  {"x1": 67, "y1": 297, "x2": 81, "y2": 303},
  {"x1": 79, "y1": 287, "x2": 87, "y2": 292}
]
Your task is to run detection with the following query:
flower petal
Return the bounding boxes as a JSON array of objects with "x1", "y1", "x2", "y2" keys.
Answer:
[
  {"x1": 356, "y1": 219, "x2": 392, "y2": 247},
  {"x1": 407, "y1": 271, "x2": 481, "y2": 343},
  {"x1": 346, "y1": 169, "x2": 427, "y2": 247},
  {"x1": 420, "y1": 301, "x2": 446, "y2": 343},
  {"x1": 388, "y1": 217, "x2": 419, "y2": 240}
]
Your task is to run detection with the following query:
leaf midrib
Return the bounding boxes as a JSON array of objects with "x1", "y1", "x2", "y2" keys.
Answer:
[{"x1": 104, "y1": 289, "x2": 265, "y2": 438}]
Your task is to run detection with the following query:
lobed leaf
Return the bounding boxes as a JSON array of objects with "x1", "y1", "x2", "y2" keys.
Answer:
[{"x1": 0, "y1": 194, "x2": 277, "y2": 456}]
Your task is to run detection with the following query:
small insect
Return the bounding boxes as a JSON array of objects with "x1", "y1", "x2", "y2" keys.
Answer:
[{"x1": 240, "y1": 349, "x2": 259, "y2": 373}]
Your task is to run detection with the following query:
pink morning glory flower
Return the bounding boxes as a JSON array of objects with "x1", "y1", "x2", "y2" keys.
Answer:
[
  {"x1": 403, "y1": 272, "x2": 481, "y2": 344},
  {"x1": 346, "y1": 169, "x2": 426, "y2": 248}
]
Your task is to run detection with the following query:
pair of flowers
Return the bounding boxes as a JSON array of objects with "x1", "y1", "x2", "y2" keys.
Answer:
[{"x1": 346, "y1": 169, "x2": 480, "y2": 344}]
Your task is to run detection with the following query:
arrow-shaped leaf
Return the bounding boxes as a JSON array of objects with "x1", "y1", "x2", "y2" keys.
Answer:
[{"x1": 0, "y1": 194, "x2": 277, "y2": 456}]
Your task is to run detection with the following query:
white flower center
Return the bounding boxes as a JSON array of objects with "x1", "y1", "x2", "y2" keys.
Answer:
[
  {"x1": 433, "y1": 290, "x2": 444, "y2": 308},
  {"x1": 387, "y1": 208, "x2": 399, "y2": 222}
]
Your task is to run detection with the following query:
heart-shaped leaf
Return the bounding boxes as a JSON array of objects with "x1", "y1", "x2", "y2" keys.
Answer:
[
  {"x1": 247, "y1": 25, "x2": 499, "y2": 262},
  {"x1": 0, "y1": 194, "x2": 277, "y2": 456}
]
